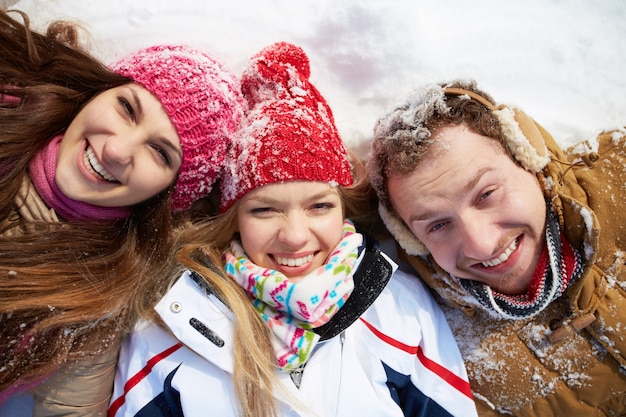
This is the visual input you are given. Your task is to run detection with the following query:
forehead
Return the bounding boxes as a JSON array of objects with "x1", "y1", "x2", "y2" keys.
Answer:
[
  {"x1": 417, "y1": 125, "x2": 506, "y2": 168},
  {"x1": 387, "y1": 126, "x2": 509, "y2": 203},
  {"x1": 242, "y1": 181, "x2": 340, "y2": 202},
  {"x1": 385, "y1": 123, "x2": 506, "y2": 175}
]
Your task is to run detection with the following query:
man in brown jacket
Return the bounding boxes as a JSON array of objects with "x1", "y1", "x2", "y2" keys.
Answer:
[{"x1": 367, "y1": 79, "x2": 626, "y2": 416}]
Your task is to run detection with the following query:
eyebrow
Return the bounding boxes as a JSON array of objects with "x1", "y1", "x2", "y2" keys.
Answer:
[
  {"x1": 130, "y1": 87, "x2": 183, "y2": 162},
  {"x1": 248, "y1": 188, "x2": 337, "y2": 205},
  {"x1": 159, "y1": 137, "x2": 184, "y2": 162},
  {"x1": 130, "y1": 88, "x2": 143, "y2": 118},
  {"x1": 408, "y1": 166, "x2": 493, "y2": 222},
  {"x1": 464, "y1": 166, "x2": 492, "y2": 192}
]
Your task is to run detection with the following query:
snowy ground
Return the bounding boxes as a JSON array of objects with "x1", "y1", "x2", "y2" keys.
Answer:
[
  {"x1": 1, "y1": 1, "x2": 625, "y2": 414},
  {"x1": 7, "y1": 0, "x2": 626, "y2": 157}
]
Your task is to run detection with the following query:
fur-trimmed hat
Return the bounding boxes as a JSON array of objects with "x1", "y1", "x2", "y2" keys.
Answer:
[
  {"x1": 367, "y1": 79, "x2": 550, "y2": 256},
  {"x1": 220, "y1": 42, "x2": 352, "y2": 212},
  {"x1": 112, "y1": 45, "x2": 244, "y2": 211}
]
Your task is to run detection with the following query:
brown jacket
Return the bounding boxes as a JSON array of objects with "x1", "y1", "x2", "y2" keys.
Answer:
[
  {"x1": 405, "y1": 126, "x2": 626, "y2": 415},
  {"x1": 4, "y1": 176, "x2": 117, "y2": 417}
]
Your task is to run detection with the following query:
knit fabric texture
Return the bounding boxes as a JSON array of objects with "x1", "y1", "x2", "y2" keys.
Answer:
[
  {"x1": 220, "y1": 42, "x2": 352, "y2": 212},
  {"x1": 112, "y1": 45, "x2": 244, "y2": 211}
]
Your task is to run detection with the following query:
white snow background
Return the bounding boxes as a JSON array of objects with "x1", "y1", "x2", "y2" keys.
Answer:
[
  {"x1": 7, "y1": 0, "x2": 626, "y2": 157},
  {"x1": 1, "y1": 0, "x2": 625, "y2": 414}
]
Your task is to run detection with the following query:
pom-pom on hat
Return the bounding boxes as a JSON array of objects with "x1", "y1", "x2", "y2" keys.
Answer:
[
  {"x1": 220, "y1": 42, "x2": 352, "y2": 212},
  {"x1": 112, "y1": 45, "x2": 244, "y2": 211}
]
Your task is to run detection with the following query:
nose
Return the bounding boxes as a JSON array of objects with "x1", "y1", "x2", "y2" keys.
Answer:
[
  {"x1": 457, "y1": 211, "x2": 500, "y2": 261},
  {"x1": 276, "y1": 212, "x2": 311, "y2": 248},
  {"x1": 101, "y1": 132, "x2": 138, "y2": 166}
]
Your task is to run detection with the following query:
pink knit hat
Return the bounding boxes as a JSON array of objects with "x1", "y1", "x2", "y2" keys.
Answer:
[
  {"x1": 112, "y1": 45, "x2": 244, "y2": 211},
  {"x1": 220, "y1": 42, "x2": 352, "y2": 212}
]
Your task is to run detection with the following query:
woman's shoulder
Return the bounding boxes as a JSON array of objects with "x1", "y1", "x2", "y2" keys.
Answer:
[
  {"x1": 378, "y1": 266, "x2": 442, "y2": 319},
  {"x1": 374, "y1": 239, "x2": 437, "y2": 306},
  {"x1": 359, "y1": 242, "x2": 447, "y2": 336}
]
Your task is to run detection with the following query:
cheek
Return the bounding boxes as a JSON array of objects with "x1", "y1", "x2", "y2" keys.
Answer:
[
  {"x1": 238, "y1": 221, "x2": 268, "y2": 259},
  {"x1": 426, "y1": 241, "x2": 458, "y2": 271},
  {"x1": 74, "y1": 99, "x2": 110, "y2": 130},
  {"x1": 505, "y1": 183, "x2": 546, "y2": 226},
  {"x1": 325, "y1": 216, "x2": 347, "y2": 247},
  {"x1": 56, "y1": 138, "x2": 75, "y2": 168},
  {"x1": 130, "y1": 173, "x2": 175, "y2": 198},
  {"x1": 157, "y1": 171, "x2": 178, "y2": 193}
]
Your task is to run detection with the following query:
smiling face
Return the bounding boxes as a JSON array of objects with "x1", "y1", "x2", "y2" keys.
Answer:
[
  {"x1": 236, "y1": 181, "x2": 345, "y2": 283},
  {"x1": 55, "y1": 83, "x2": 183, "y2": 208},
  {"x1": 388, "y1": 124, "x2": 547, "y2": 295}
]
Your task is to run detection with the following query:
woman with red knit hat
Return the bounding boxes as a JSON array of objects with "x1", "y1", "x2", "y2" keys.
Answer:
[
  {"x1": 110, "y1": 42, "x2": 477, "y2": 417},
  {"x1": 0, "y1": 9, "x2": 243, "y2": 416}
]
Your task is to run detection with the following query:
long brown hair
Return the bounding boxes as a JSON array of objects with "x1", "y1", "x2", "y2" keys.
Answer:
[{"x1": 0, "y1": 10, "x2": 176, "y2": 393}]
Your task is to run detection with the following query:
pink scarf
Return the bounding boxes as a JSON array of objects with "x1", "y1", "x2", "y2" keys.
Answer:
[{"x1": 28, "y1": 135, "x2": 131, "y2": 221}]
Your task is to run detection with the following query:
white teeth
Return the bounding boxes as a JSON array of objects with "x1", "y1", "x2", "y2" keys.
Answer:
[
  {"x1": 482, "y1": 239, "x2": 517, "y2": 267},
  {"x1": 275, "y1": 254, "x2": 314, "y2": 267},
  {"x1": 84, "y1": 146, "x2": 117, "y2": 182}
]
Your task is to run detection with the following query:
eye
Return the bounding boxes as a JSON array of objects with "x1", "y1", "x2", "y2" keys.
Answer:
[
  {"x1": 429, "y1": 221, "x2": 447, "y2": 233},
  {"x1": 310, "y1": 202, "x2": 334, "y2": 211},
  {"x1": 479, "y1": 189, "x2": 494, "y2": 202},
  {"x1": 118, "y1": 97, "x2": 136, "y2": 122},
  {"x1": 151, "y1": 145, "x2": 173, "y2": 166},
  {"x1": 249, "y1": 206, "x2": 276, "y2": 217},
  {"x1": 251, "y1": 207, "x2": 271, "y2": 213}
]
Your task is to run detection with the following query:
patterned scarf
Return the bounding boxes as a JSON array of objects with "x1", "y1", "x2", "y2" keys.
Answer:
[
  {"x1": 460, "y1": 207, "x2": 583, "y2": 319},
  {"x1": 223, "y1": 220, "x2": 363, "y2": 370},
  {"x1": 29, "y1": 135, "x2": 132, "y2": 221}
]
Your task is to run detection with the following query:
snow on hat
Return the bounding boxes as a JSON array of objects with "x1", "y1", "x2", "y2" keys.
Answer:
[
  {"x1": 219, "y1": 42, "x2": 352, "y2": 212},
  {"x1": 112, "y1": 45, "x2": 244, "y2": 211},
  {"x1": 368, "y1": 79, "x2": 550, "y2": 256}
]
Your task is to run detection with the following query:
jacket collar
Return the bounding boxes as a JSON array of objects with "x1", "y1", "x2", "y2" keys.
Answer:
[{"x1": 155, "y1": 270, "x2": 236, "y2": 374}]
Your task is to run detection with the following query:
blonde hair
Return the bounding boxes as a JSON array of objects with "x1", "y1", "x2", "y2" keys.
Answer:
[
  {"x1": 135, "y1": 213, "x2": 277, "y2": 417},
  {"x1": 142, "y1": 150, "x2": 382, "y2": 416},
  {"x1": 182, "y1": 240, "x2": 280, "y2": 417}
]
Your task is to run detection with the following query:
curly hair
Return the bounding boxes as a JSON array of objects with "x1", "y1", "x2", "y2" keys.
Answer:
[{"x1": 368, "y1": 79, "x2": 507, "y2": 210}]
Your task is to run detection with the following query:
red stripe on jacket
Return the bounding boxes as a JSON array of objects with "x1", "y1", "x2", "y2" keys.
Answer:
[
  {"x1": 108, "y1": 342, "x2": 183, "y2": 417},
  {"x1": 359, "y1": 318, "x2": 473, "y2": 400}
]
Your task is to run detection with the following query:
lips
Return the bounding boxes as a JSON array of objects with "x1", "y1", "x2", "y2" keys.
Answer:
[
  {"x1": 482, "y1": 238, "x2": 518, "y2": 267},
  {"x1": 83, "y1": 145, "x2": 118, "y2": 182}
]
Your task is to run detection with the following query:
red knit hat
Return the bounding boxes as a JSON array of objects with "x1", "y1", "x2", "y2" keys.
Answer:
[
  {"x1": 220, "y1": 42, "x2": 352, "y2": 212},
  {"x1": 112, "y1": 45, "x2": 244, "y2": 211}
]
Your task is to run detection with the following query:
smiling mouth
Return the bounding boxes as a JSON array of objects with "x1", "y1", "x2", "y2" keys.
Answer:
[
  {"x1": 482, "y1": 238, "x2": 518, "y2": 267},
  {"x1": 274, "y1": 254, "x2": 314, "y2": 267},
  {"x1": 84, "y1": 146, "x2": 118, "y2": 182}
]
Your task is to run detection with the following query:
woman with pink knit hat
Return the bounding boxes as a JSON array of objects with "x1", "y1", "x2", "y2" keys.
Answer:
[
  {"x1": 0, "y1": 9, "x2": 243, "y2": 416},
  {"x1": 110, "y1": 42, "x2": 477, "y2": 417}
]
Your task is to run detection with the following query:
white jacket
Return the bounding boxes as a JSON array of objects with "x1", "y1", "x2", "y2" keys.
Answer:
[{"x1": 109, "y1": 245, "x2": 477, "y2": 417}]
